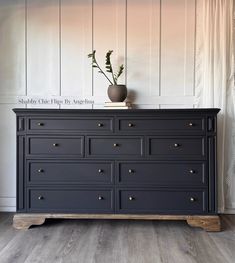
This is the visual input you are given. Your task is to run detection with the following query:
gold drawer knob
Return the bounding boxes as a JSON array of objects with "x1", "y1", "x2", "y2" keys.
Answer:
[
  {"x1": 52, "y1": 143, "x2": 59, "y2": 147},
  {"x1": 129, "y1": 169, "x2": 134, "y2": 174},
  {"x1": 174, "y1": 143, "x2": 180, "y2": 147},
  {"x1": 38, "y1": 196, "x2": 44, "y2": 200},
  {"x1": 37, "y1": 122, "x2": 44, "y2": 126},
  {"x1": 189, "y1": 170, "x2": 195, "y2": 174},
  {"x1": 98, "y1": 123, "x2": 103, "y2": 127},
  {"x1": 98, "y1": 169, "x2": 103, "y2": 173},
  {"x1": 98, "y1": 196, "x2": 103, "y2": 200},
  {"x1": 190, "y1": 197, "x2": 196, "y2": 202},
  {"x1": 129, "y1": 196, "x2": 134, "y2": 201},
  {"x1": 113, "y1": 143, "x2": 119, "y2": 147},
  {"x1": 128, "y1": 123, "x2": 134, "y2": 127},
  {"x1": 38, "y1": 169, "x2": 44, "y2": 173},
  {"x1": 189, "y1": 123, "x2": 194, "y2": 127}
]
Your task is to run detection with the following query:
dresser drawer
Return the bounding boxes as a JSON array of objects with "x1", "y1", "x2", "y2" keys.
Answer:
[
  {"x1": 117, "y1": 162, "x2": 206, "y2": 186},
  {"x1": 117, "y1": 117, "x2": 204, "y2": 133},
  {"x1": 28, "y1": 161, "x2": 113, "y2": 184},
  {"x1": 118, "y1": 189, "x2": 206, "y2": 213},
  {"x1": 28, "y1": 188, "x2": 114, "y2": 212},
  {"x1": 28, "y1": 117, "x2": 113, "y2": 133},
  {"x1": 87, "y1": 137, "x2": 143, "y2": 157},
  {"x1": 148, "y1": 137, "x2": 205, "y2": 159},
  {"x1": 28, "y1": 137, "x2": 83, "y2": 156}
]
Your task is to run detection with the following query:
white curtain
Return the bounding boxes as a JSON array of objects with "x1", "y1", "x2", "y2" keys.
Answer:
[{"x1": 196, "y1": 0, "x2": 235, "y2": 212}]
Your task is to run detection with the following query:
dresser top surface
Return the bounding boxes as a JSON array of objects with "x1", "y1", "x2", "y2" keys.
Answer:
[{"x1": 13, "y1": 108, "x2": 220, "y2": 115}]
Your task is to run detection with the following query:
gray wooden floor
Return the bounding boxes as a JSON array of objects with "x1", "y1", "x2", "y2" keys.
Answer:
[{"x1": 0, "y1": 213, "x2": 234, "y2": 263}]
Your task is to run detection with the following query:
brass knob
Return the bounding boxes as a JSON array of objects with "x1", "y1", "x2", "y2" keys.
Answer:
[
  {"x1": 37, "y1": 122, "x2": 44, "y2": 126},
  {"x1": 98, "y1": 196, "x2": 103, "y2": 200},
  {"x1": 189, "y1": 170, "x2": 195, "y2": 174},
  {"x1": 98, "y1": 169, "x2": 103, "y2": 173},
  {"x1": 38, "y1": 169, "x2": 44, "y2": 173},
  {"x1": 129, "y1": 196, "x2": 134, "y2": 201},
  {"x1": 113, "y1": 143, "x2": 119, "y2": 147},
  {"x1": 174, "y1": 143, "x2": 180, "y2": 147},
  {"x1": 98, "y1": 123, "x2": 103, "y2": 127},
  {"x1": 190, "y1": 197, "x2": 196, "y2": 202},
  {"x1": 129, "y1": 169, "x2": 134, "y2": 174},
  {"x1": 189, "y1": 123, "x2": 194, "y2": 127},
  {"x1": 38, "y1": 196, "x2": 43, "y2": 200},
  {"x1": 128, "y1": 123, "x2": 134, "y2": 127},
  {"x1": 53, "y1": 143, "x2": 58, "y2": 147}
]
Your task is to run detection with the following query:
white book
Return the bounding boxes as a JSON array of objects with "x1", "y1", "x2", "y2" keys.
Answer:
[
  {"x1": 105, "y1": 102, "x2": 131, "y2": 107},
  {"x1": 104, "y1": 106, "x2": 130, "y2": 109}
]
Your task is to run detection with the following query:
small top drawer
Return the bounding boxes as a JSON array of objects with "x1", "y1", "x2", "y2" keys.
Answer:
[
  {"x1": 28, "y1": 118, "x2": 113, "y2": 133},
  {"x1": 117, "y1": 118, "x2": 204, "y2": 133},
  {"x1": 87, "y1": 137, "x2": 143, "y2": 157},
  {"x1": 28, "y1": 136, "x2": 83, "y2": 156},
  {"x1": 148, "y1": 137, "x2": 205, "y2": 159}
]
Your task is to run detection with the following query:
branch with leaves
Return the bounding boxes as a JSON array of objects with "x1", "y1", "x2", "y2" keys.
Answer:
[{"x1": 88, "y1": 50, "x2": 124, "y2": 85}]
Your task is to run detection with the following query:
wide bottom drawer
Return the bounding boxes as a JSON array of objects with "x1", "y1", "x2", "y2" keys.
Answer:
[
  {"x1": 117, "y1": 189, "x2": 207, "y2": 214},
  {"x1": 28, "y1": 188, "x2": 114, "y2": 213}
]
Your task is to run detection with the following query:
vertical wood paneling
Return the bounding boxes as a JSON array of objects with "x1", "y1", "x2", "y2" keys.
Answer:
[
  {"x1": 93, "y1": 0, "x2": 126, "y2": 97},
  {"x1": 127, "y1": 0, "x2": 160, "y2": 98},
  {"x1": 0, "y1": 105, "x2": 21, "y2": 198},
  {"x1": 161, "y1": 0, "x2": 195, "y2": 96},
  {"x1": 27, "y1": 0, "x2": 60, "y2": 96},
  {"x1": 61, "y1": 0, "x2": 92, "y2": 97},
  {"x1": 0, "y1": 0, "x2": 25, "y2": 95},
  {"x1": 184, "y1": 0, "x2": 196, "y2": 96}
]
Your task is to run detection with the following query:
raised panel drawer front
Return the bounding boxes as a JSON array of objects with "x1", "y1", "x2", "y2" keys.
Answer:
[
  {"x1": 29, "y1": 118, "x2": 113, "y2": 132},
  {"x1": 87, "y1": 137, "x2": 143, "y2": 157},
  {"x1": 28, "y1": 137, "x2": 83, "y2": 156},
  {"x1": 118, "y1": 189, "x2": 206, "y2": 213},
  {"x1": 28, "y1": 161, "x2": 113, "y2": 184},
  {"x1": 118, "y1": 162, "x2": 206, "y2": 186},
  {"x1": 148, "y1": 137, "x2": 205, "y2": 159},
  {"x1": 117, "y1": 118, "x2": 204, "y2": 132},
  {"x1": 28, "y1": 189, "x2": 114, "y2": 212}
]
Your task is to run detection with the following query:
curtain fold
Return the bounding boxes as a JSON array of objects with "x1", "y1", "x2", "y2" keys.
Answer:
[{"x1": 196, "y1": 0, "x2": 235, "y2": 212}]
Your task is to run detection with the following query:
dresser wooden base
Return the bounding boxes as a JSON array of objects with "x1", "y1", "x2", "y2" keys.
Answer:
[{"x1": 13, "y1": 214, "x2": 221, "y2": 232}]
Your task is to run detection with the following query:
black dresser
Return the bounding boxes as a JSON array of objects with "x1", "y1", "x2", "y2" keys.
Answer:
[{"x1": 13, "y1": 108, "x2": 221, "y2": 231}]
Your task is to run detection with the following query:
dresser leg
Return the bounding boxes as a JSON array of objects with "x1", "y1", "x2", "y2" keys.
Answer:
[
  {"x1": 13, "y1": 214, "x2": 46, "y2": 230},
  {"x1": 186, "y1": 216, "x2": 221, "y2": 232}
]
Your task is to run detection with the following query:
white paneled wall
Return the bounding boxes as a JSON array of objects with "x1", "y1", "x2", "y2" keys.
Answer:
[
  {"x1": 27, "y1": 0, "x2": 60, "y2": 96},
  {"x1": 0, "y1": 0, "x2": 198, "y2": 211}
]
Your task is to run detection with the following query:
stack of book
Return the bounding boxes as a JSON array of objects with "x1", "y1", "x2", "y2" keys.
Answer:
[{"x1": 104, "y1": 102, "x2": 132, "y2": 109}]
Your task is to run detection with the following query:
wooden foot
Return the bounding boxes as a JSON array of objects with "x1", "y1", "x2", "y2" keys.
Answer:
[
  {"x1": 187, "y1": 215, "x2": 221, "y2": 232},
  {"x1": 13, "y1": 214, "x2": 46, "y2": 230},
  {"x1": 13, "y1": 214, "x2": 221, "y2": 232}
]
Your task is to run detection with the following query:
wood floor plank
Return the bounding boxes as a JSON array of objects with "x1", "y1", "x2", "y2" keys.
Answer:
[
  {"x1": 207, "y1": 215, "x2": 235, "y2": 263},
  {"x1": 0, "y1": 214, "x2": 234, "y2": 263}
]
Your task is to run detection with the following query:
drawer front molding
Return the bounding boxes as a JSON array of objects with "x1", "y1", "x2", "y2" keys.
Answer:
[
  {"x1": 27, "y1": 136, "x2": 84, "y2": 157},
  {"x1": 147, "y1": 136, "x2": 206, "y2": 159},
  {"x1": 28, "y1": 117, "x2": 114, "y2": 133},
  {"x1": 27, "y1": 160, "x2": 114, "y2": 185},
  {"x1": 86, "y1": 136, "x2": 144, "y2": 158},
  {"x1": 117, "y1": 161, "x2": 206, "y2": 186},
  {"x1": 117, "y1": 117, "x2": 205, "y2": 133}
]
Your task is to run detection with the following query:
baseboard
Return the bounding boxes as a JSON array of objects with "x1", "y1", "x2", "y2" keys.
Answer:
[
  {"x1": 0, "y1": 197, "x2": 16, "y2": 212},
  {"x1": 223, "y1": 208, "x2": 235, "y2": 214}
]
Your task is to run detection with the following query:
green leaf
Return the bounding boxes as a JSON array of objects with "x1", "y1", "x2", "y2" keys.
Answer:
[{"x1": 115, "y1": 64, "x2": 124, "y2": 83}]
